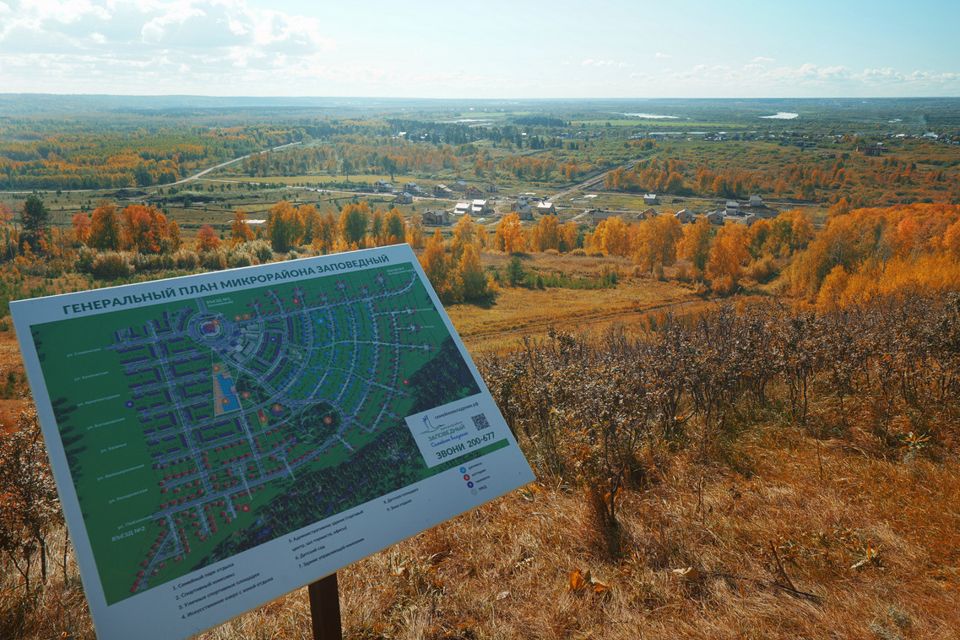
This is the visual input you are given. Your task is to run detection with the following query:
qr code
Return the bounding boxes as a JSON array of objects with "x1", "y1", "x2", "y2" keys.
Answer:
[{"x1": 471, "y1": 413, "x2": 491, "y2": 430}]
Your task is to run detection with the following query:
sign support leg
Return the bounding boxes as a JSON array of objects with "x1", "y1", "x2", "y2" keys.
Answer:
[{"x1": 308, "y1": 573, "x2": 342, "y2": 640}]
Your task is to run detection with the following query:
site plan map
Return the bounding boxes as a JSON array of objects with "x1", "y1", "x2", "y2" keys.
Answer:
[{"x1": 13, "y1": 244, "x2": 534, "y2": 640}]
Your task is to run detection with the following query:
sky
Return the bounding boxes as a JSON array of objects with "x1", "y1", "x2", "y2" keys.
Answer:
[{"x1": 0, "y1": 0, "x2": 958, "y2": 99}]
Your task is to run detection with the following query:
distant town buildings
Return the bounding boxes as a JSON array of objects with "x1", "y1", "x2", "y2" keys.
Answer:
[
  {"x1": 536, "y1": 201, "x2": 556, "y2": 215},
  {"x1": 433, "y1": 184, "x2": 454, "y2": 198},
  {"x1": 423, "y1": 210, "x2": 452, "y2": 226}
]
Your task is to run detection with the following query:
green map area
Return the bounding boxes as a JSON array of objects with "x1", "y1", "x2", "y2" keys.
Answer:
[{"x1": 32, "y1": 263, "x2": 497, "y2": 605}]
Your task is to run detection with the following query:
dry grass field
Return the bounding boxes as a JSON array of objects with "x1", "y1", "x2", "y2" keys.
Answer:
[{"x1": 7, "y1": 419, "x2": 959, "y2": 640}]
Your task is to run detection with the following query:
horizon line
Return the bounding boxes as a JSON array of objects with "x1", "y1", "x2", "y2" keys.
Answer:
[{"x1": 2, "y1": 92, "x2": 960, "y2": 101}]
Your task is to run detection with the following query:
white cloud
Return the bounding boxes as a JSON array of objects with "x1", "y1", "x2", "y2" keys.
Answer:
[
  {"x1": 751, "y1": 56, "x2": 775, "y2": 64},
  {"x1": 581, "y1": 58, "x2": 629, "y2": 68},
  {"x1": 655, "y1": 51, "x2": 671, "y2": 59},
  {"x1": 0, "y1": 0, "x2": 336, "y2": 83}
]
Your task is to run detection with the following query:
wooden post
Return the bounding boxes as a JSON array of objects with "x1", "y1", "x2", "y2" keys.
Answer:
[{"x1": 308, "y1": 573, "x2": 342, "y2": 640}]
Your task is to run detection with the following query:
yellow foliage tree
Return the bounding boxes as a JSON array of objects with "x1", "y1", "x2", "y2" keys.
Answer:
[
  {"x1": 706, "y1": 223, "x2": 750, "y2": 294},
  {"x1": 312, "y1": 211, "x2": 338, "y2": 254},
  {"x1": 632, "y1": 216, "x2": 682, "y2": 274},
  {"x1": 530, "y1": 215, "x2": 561, "y2": 252},
  {"x1": 559, "y1": 221, "x2": 580, "y2": 252},
  {"x1": 680, "y1": 217, "x2": 713, "y2": 276},
  {"x1": 495, "y1": 213, "x2": 525, "y2": 254},
  {"x1": 591, "y1": 216, "x2": 631, "y2": 256},
  {"x1": 420, "y1": 229, "x2": 455, "y2": 302},
  {"x1": 405, "y1": 214, "x2": 425, "y2": 250},
  {"x1": 384, "y1": 208, "x2": 406, "y2": 245},
  {"x1": 451, "y1": 214, "x2": 479, "y2": 260},
  {"x1": 457, "y1": 243, "x2": 491, "y2": 303},
  {"x1": 267, "y1": 201, "x2": 305, "y2": 252}
]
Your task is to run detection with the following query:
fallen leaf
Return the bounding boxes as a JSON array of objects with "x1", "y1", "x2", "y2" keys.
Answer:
[{"x1": 568, "y1": 569, "x2": 588, "y2": 593}]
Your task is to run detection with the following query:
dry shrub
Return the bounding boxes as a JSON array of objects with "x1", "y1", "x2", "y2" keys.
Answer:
[{"x1": 89, "y1": 251, "x2": 133, "y2": 280}]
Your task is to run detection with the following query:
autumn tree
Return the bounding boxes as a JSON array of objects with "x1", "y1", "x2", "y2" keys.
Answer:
[
  {"x1": 231, "y1": 210, "x2": 254, "y2": 245},
  {"x1": 680, "y1": 217, "x2": 713, "y2": 276},
  {"x1": 458, "y1": 243, "x2": 492, "y2": 303},
  {"x1": 530, "y1": 215, "x2": 561, "y2": 252},
  {"x1": 339, "y1": 202, "x2": 370, "y2": 248},
  {"x1": 590, "y1": 216, "x2": 631, "y2": 257},
  {"x1": 88, "y1": 203, "x2": 122, "y2": 251},
  {"x1": 299, "y1": 205, "x2": 321, "y2": 245},
  {"x1": 384, "y1": 208, "x2": 406, "y2": 245},
  {"x1": 120, "y1": 204, "x2": 172, "y2": 254},
  {"x1": 166, "y1": 220, "x2": 182, "y2": 252},
  {"x1": 72, "y1": 212, "x2": 92, "y2": 245},
  {"x1": 706, "y1": 223, "x2": 750, "y2": 294},
  {"x1": 944, "y1": 218, "x2": 960, "y2": 259},
  {"x1": 829, "y1": 197, "x2": 851, "y2": 218},
  {"x1": 196, "y1": 224, "x2": 220, "y2": 253},
  {"x1": 559, "y1": 221, "x2": 580, "y2": 252},
  {"x1": 267, "y1": 201, "x2": 305, "y2": 252},
  {"x1": 370, "y1": 209, "x2": 385, "y2": 246},
  {"x1": 494, "y1": 213, "x2": 525, "y2": 254},
  {"x1": 312, "y1": 211, "x2": 338, "y2": 254},
  {"x1": 405, "y1": 214, "x2": 425, "y2": 250},
  {"x1": 195, "y1": 225, "x2": 221, "y2": 252},
  {"x1": 451, "y1": 214, "x2": 479, "y2": 260},
  {"x1": 420, "y1": 229, "x2": 455, "y2": 302},
  {"x1": 632, "y1": 216, "x2": 682, "y2": 274}
]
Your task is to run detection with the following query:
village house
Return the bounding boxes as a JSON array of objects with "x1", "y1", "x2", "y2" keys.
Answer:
[
  {"x1": 454, "y1": 202, "x2": 471, "y2": 216},
  {"x1": 471, "y1": 199, "x2": 492, "y2": 215},
  {"x1": 374, "y1": 180, "x2": 393, "y2": 193},
  {"x1": 464, "y1": 186, "x2": 484, "y2": 199},
  {"x1": 433, "y1": 184, "x2": 454, "y2": 198},
  {"x1": 423, "y1": 210, "x2": 452, "y2": 226},
  {"x1": 394, "y1": 192, "x2": 413, "y2": 204},
  {"x1": 403, "y1": 182, "x2": 423, "y2": 195},
  {"x1": 643, "y1": 193, "x2": 658, "y2": 205},
  {"x1": 674, "y1": 209, "x2": 695, "y2": 224},
  {"x1": 705, "y1": 210, "x2": 725, "y2": 225},
  {"x1": 537, "y1": 201, "x2": 556, "y2": 215},
  {"x1": 642, "y1": 207, "x2": 658, "y2": 219},
  {"x1": 724, "y1": 200, "x2": 741, "y2": 216}
]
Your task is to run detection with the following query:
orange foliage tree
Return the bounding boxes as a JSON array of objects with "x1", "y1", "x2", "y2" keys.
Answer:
[
  {"x1": 71, "y1": 212, "x2": 91, "y2": 245},
  {"x1": 195, "y1": 225, "x2": 221, "y2": 252},
  {"x1": 790, "y1": 203, "x2": 960, "y2": 304},
  {"x1": 231, "y1": 210, "x2": 255, "y2": 245}
]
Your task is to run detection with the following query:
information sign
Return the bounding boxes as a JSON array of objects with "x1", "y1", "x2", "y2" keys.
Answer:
[{"x1": 12, "y1": 244, "x2": 534, "y2": 640}]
